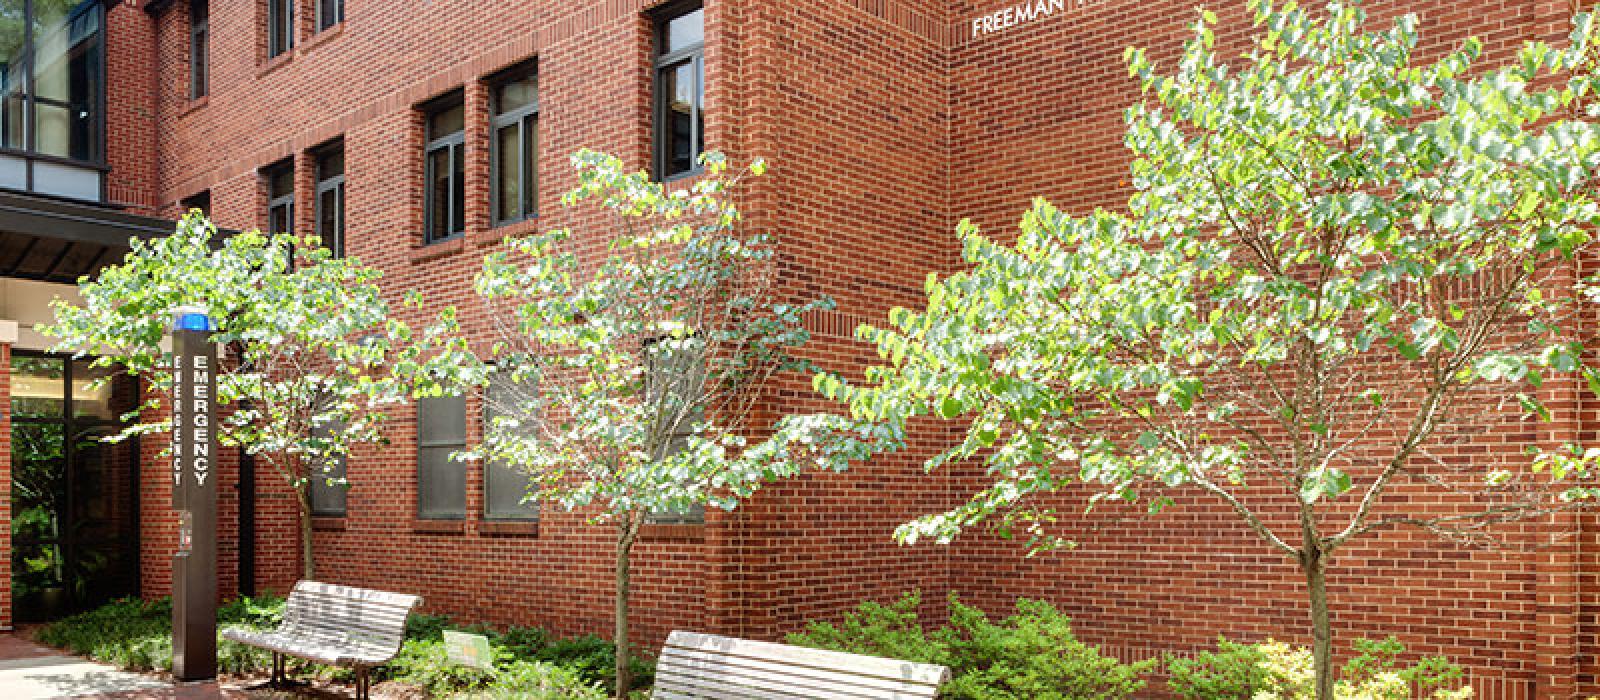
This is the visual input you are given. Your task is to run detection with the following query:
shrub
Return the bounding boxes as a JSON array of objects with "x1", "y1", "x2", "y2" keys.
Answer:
[
  {"x1": 36, "y1": 595, "x2": 286, "y2": 674},
  {"x1": 462, "y1": 660, "x2": 608, "y2": 700},
  {"x1": 1166, "y1": 636, "x2": 1273, "y2": 699},
  {"x1": 1170, "y1": 637, "x2": 1474, "y2": 700},
  {"x1": 789, "y1": 592, "x2": 1153, "y2": 700}
]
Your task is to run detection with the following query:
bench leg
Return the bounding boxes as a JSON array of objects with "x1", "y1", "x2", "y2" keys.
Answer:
[
  {"x1": 354, "y1": 667, "x2": 369, "y2": 700},
  {"x1": 269, "y1": 652, "x2": 283, "y2": 687}
]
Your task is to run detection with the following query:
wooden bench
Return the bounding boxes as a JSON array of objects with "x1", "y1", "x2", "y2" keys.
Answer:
[
  {"x1": 221, "y1": 580, "x2": 420, "y2": 700},
  {"x1": 655, "y1": 630, "x2": 952, "y2": 699}
]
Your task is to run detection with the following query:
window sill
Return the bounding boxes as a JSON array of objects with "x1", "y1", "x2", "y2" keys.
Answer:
[
  {"x1": 412, "y1": 519, "x2": 466, "y2": 534},
  {"x1": 639, "y1": 523, "x2": 705, "y2": 541},
  {"x1": 470, "y1": 217, "x2": 538, "y2": 248},
  {"x1": 311, "y1": 516, "x2": 347, "y2": 531},
  {"x1": 180, "y1": 96, "x2": 209, "y2": 118},
  {"x1": 479, "y1": 520, "x2": 539, "y2": 537},
  {"x1": 660, "y1": 167, "x2": 706, "y2": 185},
  {"x1": 300, "y1": 23, "x2": 344, "y2": 54},
  {"x1": 257, "y1": 51, "x2": 293, "y2": 79},
  {"x1": 409, "y1": 236, "x2": 465, "y2": 263}
]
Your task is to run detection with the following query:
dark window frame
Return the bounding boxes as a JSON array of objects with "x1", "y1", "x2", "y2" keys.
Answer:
[
  {"x1": 652, "y1": 2, "x2": 705, "y2": 182},
  {"x1": 189, "y1": 0, "x2": 208, "y2": 99},
  {"x1": 267, "y1": 0, "x2": 294, "y2": 59},
  {"x1": 489, "y1": 64, "x2": 538, "y2": 227},
  {"x1": 314, "y1": 142, "x2": 344, "y2": 257},
  {"x1": 315, "y1": 0, "x2": 343, "y2": 32},
  {"x1": 422, "y1": 93, "x2": 465, "y2": 244},
  {"x1": 417, "y1": 394, "x2": 467, "y2": 520},
  {"x1": 264, "y1": 160, "x2": 294, "y2": 235},
  {"x1": 482, "y1": 370, "x2": 540, "y2": 522}
]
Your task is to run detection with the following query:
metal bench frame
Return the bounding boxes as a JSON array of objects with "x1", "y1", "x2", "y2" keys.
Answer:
[{"x1": 221, "y1": 580, "x2": 420, "y2": 700}]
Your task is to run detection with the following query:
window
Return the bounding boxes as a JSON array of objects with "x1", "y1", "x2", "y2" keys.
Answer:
[
  {"x1": 417, "y1": 395, "x2": 466, "y2": 519},
  {"x1": 644, "y1": 335, "x2": 707, "y2": 525},
  {"x1": 265, "y1": 161, "x2": 293, "y2": 235},
  {"x1": 180, "y1": 190, "x2": 210, "y2": 217},
  {"x1": 423, "y1": 95, "x2": 464, "y2": 244},
  {"x1": 483, "y1": 372, "x2": 539, "y2": 521},
  {"x1": 653, "y1": 4, "x2": 704, "y2": 180},
  {"x1": 316, "y1": 0, "x2": 342, "y2": 32},
  {"x1": 315, "y1": 145, "x2": 344, "y2": 257},
  {"x1": 189, "y1": 0, "x2": 207, "y2": 98},
  {"x1": 490, "y1": 66, "x2": 538, "y2": 226},
  {"x1": 308, "y1": 422, "x2": 347, "y2": 516},
  {"x1": 267, "y1": 0, "x2": 293, "y2": 58},
  {"x1": 0, "y1": 0, "x2": 105, "y2": 200}
]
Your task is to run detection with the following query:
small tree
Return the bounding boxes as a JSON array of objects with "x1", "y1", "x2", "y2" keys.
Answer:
[
  {"x1": 760, "y1": 3, "x2": 1600, "y2": 699},
  {"x1": 45, "y1": 213, "x2": 471, "y2": 580},
  {"x1": 472, "y1": 150, "x2": 829, "y2": 698}
]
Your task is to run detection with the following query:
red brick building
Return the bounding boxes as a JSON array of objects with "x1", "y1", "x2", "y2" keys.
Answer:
[{"x1": 0, "y1": 0, "x2": 1595, "y2": 697}]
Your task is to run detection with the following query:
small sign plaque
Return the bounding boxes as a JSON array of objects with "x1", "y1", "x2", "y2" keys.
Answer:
[{"x1": 444, "y1": 631, "x2": 495, "y2": 671}]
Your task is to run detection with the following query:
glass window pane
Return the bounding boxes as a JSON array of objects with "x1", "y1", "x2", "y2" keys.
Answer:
[
  {"x1": 417, "y1": 447, "x2": 465, "y2": 518},
  {"x1": 664, "y1": 9, "x2": 704, "y2": 53},
  {"x1": 269, "y1": 201, "x2": 292, "y2": 234},
  {"x1": 495, "y1": 75, "x2": 536, "y2": 114},
  {"x1": 663, "y1": 62, "x2": 696, "y2": 176},
  {"x1": 270, "y1": 170, "x2": 292, "y2": 199},
  {"x1": 318, "y1": 0, "x2": 342, "y2": 30},
  {"x1": 309, "y1": 420, "x2": 347, "y2": 516},
  {"x1": 495, "y1": 123, "x2": 520, "y2": 222},
  {"x1": 484, "y1": 375, "x2": 538, "y2": 519},
  {"x1": 318, "y1": 186, "x2": 340, "y2": 252},
  {"x1": 426, "y1": 147, "x2": 451, "y2": 240},
  {"x1": 0, "y1": 0, "x2": 20, "y2": 150},
  {"x1": 12, "y1": 356, "x2": 65, "y2": 420},
  {"x1": 428, "y1": 104, "x2": 463, "y2": 140},
  {"x1": 418, "y1": 395, "x2": 466, "y2": 444},
  {"x1": 450, "y1": 144, "x2": 464, "y2": 233},
  {"x1": 317, "y1": 149, "x2": 343, "y2": 180},
  {"x1": 32, "y1": 4, "x2": 101, "y2": 161}
]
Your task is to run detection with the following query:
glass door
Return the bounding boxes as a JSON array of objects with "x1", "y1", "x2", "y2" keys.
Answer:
[{"x1": 10, "y1": 353, "x2": 138, "y2": 622}]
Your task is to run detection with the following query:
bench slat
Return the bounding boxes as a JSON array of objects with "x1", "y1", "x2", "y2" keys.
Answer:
[
  {"x1": 657, "y1": 631, "x2": 950, "y2": 700},
  {"x1": 657, "y1": 647, "x2": 942, "y2": 696},
  {"x1": 223, "y1": 580, "x2": 421, "y2": 670}
]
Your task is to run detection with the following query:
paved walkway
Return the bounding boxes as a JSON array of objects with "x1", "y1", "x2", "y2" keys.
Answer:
[
  {"x1": 0, "y1": 636, "x2": 233, "y2": 699},
  {"x1": 0, "y1": 636, "x2": 383, "y2": 699}
]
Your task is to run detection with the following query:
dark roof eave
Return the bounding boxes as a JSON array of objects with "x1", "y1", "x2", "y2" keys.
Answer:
[{"x1": 0, "y1": 190, "x2": 175, "y2": 249}]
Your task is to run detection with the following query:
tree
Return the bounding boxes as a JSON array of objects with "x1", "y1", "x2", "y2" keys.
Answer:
[
  {"x1": 471, "y1": 150, "x2": 830, "y2": 699},
  {"x1": 758, "y1": 3, "x2": 1600, "y2": 698},
  {"x1": 45, "y1": 213, "x2": 471, "y2": 580}
]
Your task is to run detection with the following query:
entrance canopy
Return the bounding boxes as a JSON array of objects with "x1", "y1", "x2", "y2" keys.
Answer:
[{"x1": 0, "y1": 190, "x2": 174, "y2": 284}]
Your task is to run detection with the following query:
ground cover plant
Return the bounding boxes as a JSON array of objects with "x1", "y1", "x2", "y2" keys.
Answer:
[
  {"x1": 787, "y1": 591, "x2": 1155, "y2": 699},
  {"x1": 755, "y1": 2, "x2": 1600, "y2": 697},
  {"x1": 1167, "y1": 636, "x2": 1472, "y2": 699},
  {"x1": 35, "y1": 597, "x2": 625, "y2": 698}
]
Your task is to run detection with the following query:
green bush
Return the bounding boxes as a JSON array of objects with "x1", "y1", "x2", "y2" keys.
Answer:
[
  {"x1": 1168, "y1": 636, "x2": 1474, "y2": 700},
  {"x1": 1166, "y1": 636, "x2": 1273, "y2": 699},
  {"x1": 788, "y1": 591, "x2": 1154, "y2": 700},
  {"x1": 36, "y1": 596, "x2": 651, "y2": 697},
  {"x1": 36, "y1": 595, "x2": 286, "y2": 674}
]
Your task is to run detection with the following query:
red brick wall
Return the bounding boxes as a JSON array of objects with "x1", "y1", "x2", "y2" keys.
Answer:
[
  {"x1": 118, "y1": 0, "x2": 1596, "y2": 695},
  {"x1": 943, "y1": 0, "x2": 1593, "y2": 697}
]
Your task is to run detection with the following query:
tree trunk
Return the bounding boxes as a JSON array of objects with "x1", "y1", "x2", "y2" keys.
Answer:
[
  {"x1": 614, "y1": 515, "x2": 641, "y2": 700},
  {"x1": 1303, "y1": 546, "x2": 1334, "y2": 700},
  {"x1": 295, "y1": 486, "x2": 316, "y2": 581}
]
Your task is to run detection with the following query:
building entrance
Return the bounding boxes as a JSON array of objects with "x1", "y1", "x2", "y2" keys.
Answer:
[{"x1": 10, "y1": 352, "x2": 139, "y2": 622}]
